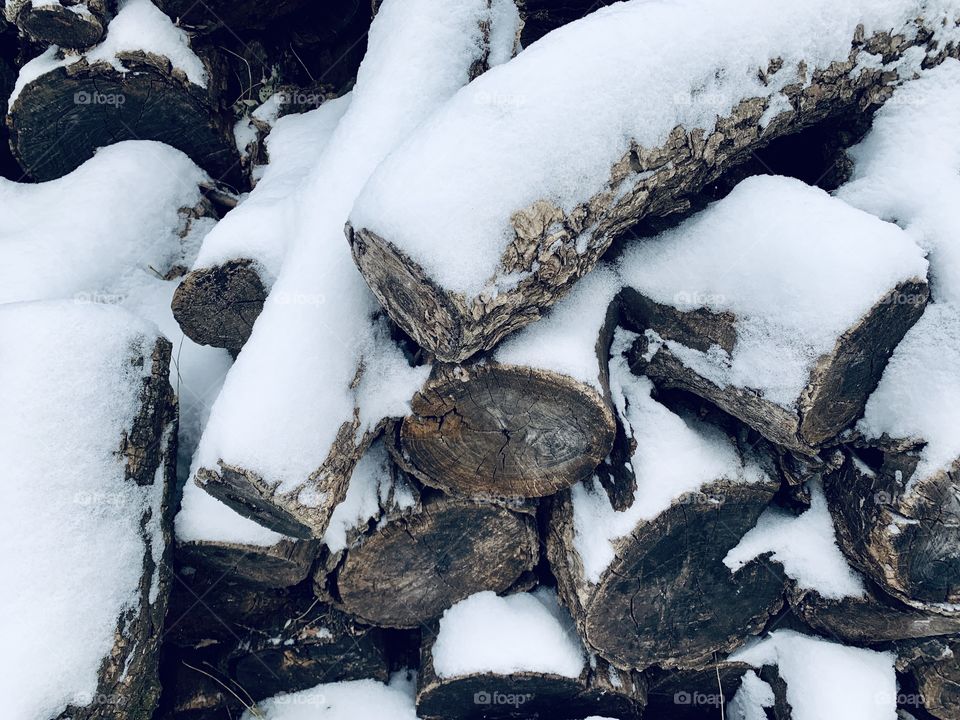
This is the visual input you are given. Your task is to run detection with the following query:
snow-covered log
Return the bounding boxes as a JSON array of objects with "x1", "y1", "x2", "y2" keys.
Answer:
[
  {"x1": 730, "y1": 630, "x2": 899, "y2": 720},
  {"x1": 330, "y1": 472, "x2": 539, "y2": 628},
  {"x1": 547, "y1": 333, "x2": 784, "y2": 670},
  {"x1": 348, "y1": 0, "x2": 960, "y2": 362},
  {"x1": 6, "y1": 0, "x2": 238, "y2": 183},
  {"x1": 416, "y1": 590, "x2": 646, "y2": 720},
  {"x1": 622, "y1": 176, "x2": 929, "y2": 455},
  {"x1": 2, "y1": 302, "x2": 177, "y2": 720},
  {"x1": 172, "y1": 94, "x2": 350, "y2": 352},
  {"x1": 400, "y1": 267, "x2": 619, "y2": 498},
  {"x1": 242, "y1": 677, "x2": 420, "y2": 720},
  {"x1": 4, "y1": 0, "x2": 111, "y2": 48},
  {"x1": 191, "y1": 0, "x2": 520, "y2": 538}
]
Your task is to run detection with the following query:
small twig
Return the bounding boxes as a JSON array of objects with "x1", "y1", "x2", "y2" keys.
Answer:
[
  {"x1": 715, "y1": 652, "x2": 725, "y2": 720},
  {"x1": 182, "y1": 660, "x2": 265, "y2": 718}
]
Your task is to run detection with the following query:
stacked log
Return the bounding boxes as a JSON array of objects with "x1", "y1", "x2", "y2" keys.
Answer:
[{"x1": 4, "y1": 0, "x2": 112, "y2": 47}]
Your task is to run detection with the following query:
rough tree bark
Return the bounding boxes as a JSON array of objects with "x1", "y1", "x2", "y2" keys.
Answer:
[
  {"x1": 7, "y1": 50, "x2": 239, "y2": 184},
  {"x1": 348, "y1": 20, "x2": 957, "y2": 363},
  {"x1": 329, "y1": 490, "x2": 539, "y2": 628},
  {"x1": 171, "y1": 259, "x2": 267, "y2": 353},
  {"x1": 623, "y1": 279, "x2": 929, "y2": 455},
  {"x1": 416, "y1": 623, "x2": 646, "y2": 720},
  {"x1": 897, "y1": 638, "x2": 960, "y2": 720},
  {"x1": 4, "y1": 0, "x2": 111, "y2": 47},
  {"x1": 825, "y1": 449, "x2": 960, "y2": 609},
  {"x1": 177, "y1": 535, "x2": 320, "y2": 588},
  {"x1": 399, "y1": 268, "x2": 619, "y2": 498}
]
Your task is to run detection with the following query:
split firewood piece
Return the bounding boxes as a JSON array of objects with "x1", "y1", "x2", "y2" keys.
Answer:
[
  {"x1": 400, "y1": 266, "x2": 619, "y2": 498},
  {"x1": 548, "y1": 332, "x2": 784, "y2": 670},
  {"x1": 4, "y1": 0, "x2": 111, "y2": 48},
  {"x1": 416, "y1": 589, "x2": 646, "y2": 720},
  {"x1": 164, "y1": 573, "x2": 389, "y2": 705},
  {"x1": 516, "y1": 0, "x2": 616, "y2": 46},
  {"x1": 730, "y1": 630, "x2": 899, "y2": 720},
  {"x1": 247, "y1": 678, "x2": 421, "y2": 720},
  {"x1": 331, "y1": 483, "x2": 539, "y2": 628},
  {"x1": 172, "y1": 93, "x2": 350, "y2": 352},
  {"x1": 621, "y1": 175, "x2": 929, "y2": 455},
  {"x1": 347, "y1": 0, "x2": 959, "y2": 362},
  {"x1": 897, "y1": 638, "x2": 960, "y2": 720},
  {"x1": 192, "y1": 0, "x2": 519, "y2": 538},
  {"x1": 1, "y1": 302, "x2": 177, "y2": 720},
  {"x1": 156, "y1": 0, "x2": 365, "y2": 35},
  {"x1": 644, "y1": 662, "x2": 788, "y2": 719},
  {"x1": 6, "y1": 0, "x2": 238, "y2": 183},
  {"x1": 176, "y1": 478, "x2": 319, "y2": 587}
]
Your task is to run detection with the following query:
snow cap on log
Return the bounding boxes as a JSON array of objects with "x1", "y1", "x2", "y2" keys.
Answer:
[
  {"x1": 400, "y1": 265, "x2": 620, "y2": 498},
  {"x1": 730, "y1": 630, "x2": 898, "y2": 720},
  {"x1": 0, "y1": 140, "x2": 207, "y2": 304},
  {"x1": 241, "y1": 677, "x2": 420, "y2": 720},
  {"x1": 191, "y1": 0, "x2": 520, "y2": 539},
  {"x1": 6, "y1": 0, "x2": 239, "y2": 183},
  {"x1": 348, "y1": 0, "x2": 960, "y2": 362},
  {"x1": 548, "y1": 332, "x2": 784, "y2": 670},
  {"x1": 417, "y1": 589, "x2": 646, "y2": 720},
  {"x1": 4, "y1": 0, "x2": 111, "y2": 48},
  {"x1": 1, "y1": 301, "x2": 176, "y2": 720},
  {"x1": 621, "y1": 175, "x2": 929, "y2": 454},
  {"x1": 173, "y1": 94, "x2": 352, "y2": 352}
]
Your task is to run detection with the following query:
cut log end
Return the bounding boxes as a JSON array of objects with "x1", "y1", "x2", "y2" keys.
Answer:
[
  {"x1": 177, "y1": 537, "x2": 319, "y2": 588},
  {"x1": 13, "y1": 1, "x2": 106, "y2": 47},
  {"x1": 401, "y1": 363, "x2": 616, "y2": 499},
  {"x1": 171, "y1": 259, "x2": 267, "y2": 352},
  {"x1": 333, "y1": 495, "x2": 539, "y2": 628}
]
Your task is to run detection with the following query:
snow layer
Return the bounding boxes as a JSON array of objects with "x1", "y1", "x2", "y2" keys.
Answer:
[
  {"x1": 431, "y1": 589, "x2": 586, "y2": 679},
  {"x1": 724, "y1": 480, "x2": 866, "y2": 599},
  {"x1": 840, "y1": 61, "x2": 960, "y2": 482},
  {"x1": 494, "y1": 265, "x2": 619, "y2": 390},
  {"x1": 620, "y1": 175, "x2": 927, "y2": 408},
  {"x1": 727, "y1": 671, "x2": 775, "y2": 720},
  {"x1": 858, "y1": 303, "x2": 960, "y2": 483},
  {"x1": 731, "y1": 631, "x2": 897, "y2": 720},
  {"x1": 350, "y1": 0, "x2": 958, "y2": 298},
  {"x1": 0, "y1": 141, "x2": 206, "y2": 304},
  {"x1": 0, "y1": 302, "x2": 168, "y2": 720},
  {"x1": 572, "y1": 330, "x2": 768, "y2": 583},
  {"x1": 194, "y1": 0, "x2": 517, "y2": 496},
  {"x1": 194, "y1": 93, "x2": 352, "y2": 286},
  {"x1": 244, "y1": 676, "x2": 418, "y2": 720}
]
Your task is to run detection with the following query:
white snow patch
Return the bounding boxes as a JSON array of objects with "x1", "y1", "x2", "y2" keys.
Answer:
[
  {"x1": 727, "y1": 670, "x2": 775, "y2": 720},
  {"x1": 432, "y1": 589, "x2": 586, "y2": 679},
  {"x1": 245, "y1": 676, "x2": 418, "y2": 720},
  {"x1": 323, "y1": 442, "x2": 393, "y2": 553},
  {"x1": 731, "y1": 630, "x2": 898, "y2": 720},
  {"x1": 619, "y1": 176, "x2": 927, "y2": 408},
  {"x1": 724, "y1": 480, "x2": 866, "y2": 599}
]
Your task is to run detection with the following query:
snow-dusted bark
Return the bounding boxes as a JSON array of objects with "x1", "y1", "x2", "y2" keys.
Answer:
[
  {"x1": 4, "y1": 0, "x2": 111, "y2": 48},
  {"x1": 621, "y1": 176, "x2": 929, "y2": 455},
  {"x1": 192, "y1": 0, "x2": 521, "y2": 538},
  {"x1": 348, "y1": 0, "x2": 960, "y2": 362},
  {"x1": 1, "y1": 302, "x2": 177, "y2": 720}
]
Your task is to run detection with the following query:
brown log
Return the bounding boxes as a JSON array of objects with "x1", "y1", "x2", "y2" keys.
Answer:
[
  {"x1": 516, "y1": 0, "x2": 615, "y2": 46},
  {"x1": 897, "y1": 638, "x2": 960, "y2": 720},
  {"x1": 400, "y1": 267, "x2": 619, "y2": 498},
  {"x1": 177, "y1": 536, "x2": 319, "y2": 588},
  {"x1": 624, "y1": 278, "x2": 929, "y2": 455},
  {"x1": 156, "y1": 0, "x2": 364, "y2": 36},
  {"x1": 5, "y1": 0, "x2": 110, "y2": 47},
  {"x1": 825, "y1": 449, "x2": 960, "y2": 608},
  {"x1": 171, "y1": 259, "x2": 267, "y2": 353},
  {"x1": 416, "y1": 616, "x2": 646, "y2": 720},
  {"x1": 348, "y1": 19, "x2": 956, "y2": 363},
  {"x1": 330, "y1": 491, "x2": 539, "y2": 628},
  {"x1": 645, "y1": 662, "x2": 789, "y2": 720},
  {"x1": 7, "y1": 49, "x2": 239, "y2": 184}
]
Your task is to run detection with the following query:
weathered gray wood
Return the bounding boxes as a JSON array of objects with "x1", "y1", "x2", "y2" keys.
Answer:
[
  {"x1": 7, "y1": 50, "x2": 239, "y2": 184},
  {"x1": 171, "y1": 259, "x2": 267, "y2": 353},
  {"x1": 400, "y1": 362, "x2": 615, "y2": 499},
  {"x1": 626, "y1": 280, "x2": 929, "y2": 455},
  {"x1": 349, "y1": 25, "x2": 955, "y2": 363},
  {"x1": 825, "y1": 449, "x2": 960, "y2": 609},
  {"x1": 897, "y1": 638, "x2": 960, "y2": 720},
  {"x1": 417, "y1": 621, "x2": 646, "y2": 720},
  {"x1": 5, "y1": 0, "x2": 110, "y2": 47},
  {"x1": 331, "y1": 492, "x2": 539, "y2": 628},
  {"x1": 549, "y1": 475, "x2": 784, "y2": 670},
  {"x1": 177, "y1": 536, "x2": 320, "y2": 588}
]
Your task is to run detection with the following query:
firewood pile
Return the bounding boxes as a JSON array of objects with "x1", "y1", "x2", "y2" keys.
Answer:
[{"x1": 3, "y1": 1, "x2": 960, "y2": 719}]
